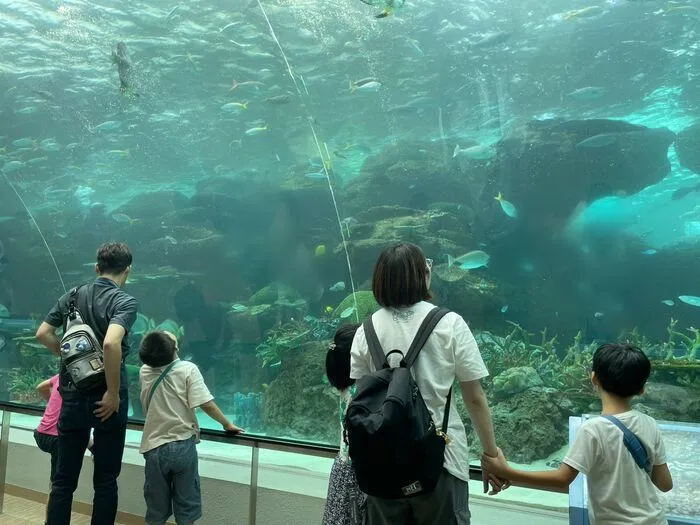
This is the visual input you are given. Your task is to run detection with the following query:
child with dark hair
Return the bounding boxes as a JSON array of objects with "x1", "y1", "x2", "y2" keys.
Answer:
[
  {"x1": 483, "y1": 343, "x2": 673, "y2": 525},
  {"x1": 139, "y1": 330, "x2": 244, "y2": 525},
  {"x1": 322, "y1": 323, "x2": 365, "y2": 525}
]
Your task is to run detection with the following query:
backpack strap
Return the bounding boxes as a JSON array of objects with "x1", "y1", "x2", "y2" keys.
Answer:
[
  {"x1": 67, "y1": 284, "x2": 90, "y2": 321},
  {"x1": 442, "y1": 387, "x2": 452, "y2": 436},
  {"x1": 363, "y1": 317, "x2": 387, "y2": 370},
  {"x1": 405, "y1": 307, "x2": 453, "y2": 436},
  {"x1": 146, "y1": 361, "x2": 179, "y2": 412},
  {"x1": 404, "y1": 307, "x2": 451, "y2": 368},
  {"x1": 601, "y1": 415, "x2": 652, "y2": 474}
]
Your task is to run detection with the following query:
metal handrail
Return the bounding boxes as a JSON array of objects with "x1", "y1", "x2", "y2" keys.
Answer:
[
  {"x1": 0, "y1": 400, "x2": 486, "y2": 524},
  {"x1": 0, "y1": 400, "x2": 339, "y2": 456}
]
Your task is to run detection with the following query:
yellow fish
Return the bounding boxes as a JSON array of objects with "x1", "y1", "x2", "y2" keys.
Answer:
[
  {"x1": 314, "y1": 244, "x2": 327, "y2": 257},
  {"x1": 325, "y1": 306, "x2": 334, "y2": 314}
]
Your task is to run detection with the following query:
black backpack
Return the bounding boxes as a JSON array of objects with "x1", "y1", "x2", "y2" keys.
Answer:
[{"x1": 344, "y1": 306, "x2": 452, "y2": 499}]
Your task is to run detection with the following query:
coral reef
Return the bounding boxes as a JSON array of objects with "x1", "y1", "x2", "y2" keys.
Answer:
[
  {"x1": 262, "y1": 341, "x2": 338, "y2": 443},
  {"x1": 476, "y1": 323, "x2": 596, "y2": 400},
  {"x1": 255, "y1": 320, "x2": 313, "y2": 368},
  {"x1": 492, "y1": 366, "x2": 543, "y2": 401},
  {"x1": 9, "y1": 366, "x2": 48, "y2": 405},
  {"x1": 332, "y1": 291, "x2": 380, "y2": 323}
]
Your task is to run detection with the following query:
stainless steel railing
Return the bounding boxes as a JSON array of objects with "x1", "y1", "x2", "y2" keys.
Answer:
[
  {"x1": 0, "y1": 401, "x2": 486, "y2": 524},
  {"x1": 0, "y1": 401, "x2": 338, "y2": 525}
]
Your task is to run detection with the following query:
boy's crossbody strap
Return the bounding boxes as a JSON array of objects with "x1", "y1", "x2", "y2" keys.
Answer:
[
  {"x1": 146, "y1": 361, "x2": 179, "y2": 411},
  {"x1": 601, "y1": 415, "x2": 652, "y2": 474}
]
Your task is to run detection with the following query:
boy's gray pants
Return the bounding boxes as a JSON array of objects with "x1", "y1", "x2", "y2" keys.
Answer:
[{"x1": 365, "y1": 470, "x2": 470, "y2": 525}]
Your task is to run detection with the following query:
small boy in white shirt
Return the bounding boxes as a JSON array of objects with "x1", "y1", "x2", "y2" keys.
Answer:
[
  {"x1": 482, "y1": 342, "x2": 673, "y2": 525},
  {"x1": 139, "y1": 330, "x2": 243, "y2": 525}
]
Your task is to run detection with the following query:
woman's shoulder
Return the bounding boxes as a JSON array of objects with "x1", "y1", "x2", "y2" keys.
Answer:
[{"x1": 433, "y1": 307, "x2": 467, "y2": 329}]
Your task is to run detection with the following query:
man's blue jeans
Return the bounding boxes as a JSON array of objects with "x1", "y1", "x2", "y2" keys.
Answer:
[{"x1": 46, "y1": 390, "x2": 128, "y2": 525}]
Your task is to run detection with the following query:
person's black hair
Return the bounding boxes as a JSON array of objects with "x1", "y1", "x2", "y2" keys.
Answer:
[
  {"x1": 372, "y1": 243, "x2": 432, "y2": 308},
  {"x1": 140, "y1": 331, "x2": 177, "y2": 368},
  {"x1": 325, "y1": 323, "x2": 360, "y2": 390},
  {"x1": 592, "y1": 343, "x2": 651, "y2": 398},
  {"x1": 96, "y1": 242, "x2": 132, "y2": 275}
]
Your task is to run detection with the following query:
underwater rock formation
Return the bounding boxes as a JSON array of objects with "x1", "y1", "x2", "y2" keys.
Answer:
[
  {"x1": 334, "y1": 204, "x2": 475, "y2": 284},
  {"x1": 263, "y1": 341, "x2": 338, "y2": 443},
  {"x1": 462, "y1": 387, "x2": 571, "y2": 463},
  {"x1": 675, "y1": 122, "x2": 700, "y2": 174},
  {"x1": 492, "y1": 366, "x2": 544, "y2": 400},
  {"x1": 430, "y1": 263, "x2": 500, "y2": 331},
  {"x1": 113, "y1": 190, "x2": 190, "y2": 221},
  {"x1": 342, "y1": 141, "x2": 483, "y2": 214},
  {"x1": 634, "y1": 382, "x2": 700, "y2": 422},
  {"x1": 482, "y1": 119, "x2": 675, "y2": 227}
]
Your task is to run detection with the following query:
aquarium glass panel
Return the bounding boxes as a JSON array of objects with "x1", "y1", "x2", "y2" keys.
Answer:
[{"x1": 1, "y1": 0, "x2": 699, "y2": 482}]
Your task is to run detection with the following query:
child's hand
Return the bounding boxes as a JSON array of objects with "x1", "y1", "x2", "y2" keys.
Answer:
[
  {"x1": 481, "y1": 448, "x2": 510, "y2": 479},
  {"x1": 223, "y1": 422, "x2": 245, "y2": 434}
]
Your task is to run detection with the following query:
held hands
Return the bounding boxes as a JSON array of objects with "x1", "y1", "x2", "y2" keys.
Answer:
[
  {"x1": 223, "y1": 422, "x2": 245, "y2": 434},
  {"x1": 481, "y1": 448, "x2": 512, "y2": 495},
  {"x1": 94, "y1": 391, "x2": 120, "y2": 422}
]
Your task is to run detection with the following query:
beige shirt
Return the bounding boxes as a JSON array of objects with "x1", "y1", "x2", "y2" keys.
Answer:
[
  {"x1": 564, "y1": 411, "x2": 668, "y2": 525},
  {"x1": 350, "y1": 301, "x2": 489, "y2": 482},
  {"x1": 139, "y1": 359, "x2": 214, "y2": 454}
]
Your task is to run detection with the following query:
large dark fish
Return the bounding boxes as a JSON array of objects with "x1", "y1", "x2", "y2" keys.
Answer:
[
  {"x1": 0, "y1": 240, "x2": 6, "y2": 273},
  {"x1": 111, "y1": 42, "x2": 136, "y2": 94},
  {"x1": 671, "y1": 182, "x2": 700, "y2": 201}
]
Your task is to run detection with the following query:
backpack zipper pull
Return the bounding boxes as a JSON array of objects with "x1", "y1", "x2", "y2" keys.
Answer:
[{"x1": 437, "y1": 429, "x2": 451, "y2": 445}]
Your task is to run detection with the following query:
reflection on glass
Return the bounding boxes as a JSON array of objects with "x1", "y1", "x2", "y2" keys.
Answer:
[{"x1": 0, "y1": 0, "x2": 698, "y2": 501}]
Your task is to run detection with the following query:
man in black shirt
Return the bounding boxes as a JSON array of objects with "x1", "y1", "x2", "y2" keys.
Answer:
[{"x1": 36, "y1": 242, "x2": 138, "y2": 525}]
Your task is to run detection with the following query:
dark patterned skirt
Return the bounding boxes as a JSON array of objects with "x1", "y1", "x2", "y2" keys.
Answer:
[{"x1": 322, "y1": 454, "x2": 366, "y2": 525}]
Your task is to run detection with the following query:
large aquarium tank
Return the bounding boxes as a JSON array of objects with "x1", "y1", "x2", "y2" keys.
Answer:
[{"x1": 1, "y1": 0, "x2": 699, "y2": 514}]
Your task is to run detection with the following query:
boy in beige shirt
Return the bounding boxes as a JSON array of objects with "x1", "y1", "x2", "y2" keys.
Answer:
[{"x1": 139, "y1": 331, "x2": 243, "y2": 525}]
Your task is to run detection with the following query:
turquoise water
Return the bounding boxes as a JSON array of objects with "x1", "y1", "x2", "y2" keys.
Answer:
[{"x1": 0, "y1": 6, "x2": 699, "y2": 515}]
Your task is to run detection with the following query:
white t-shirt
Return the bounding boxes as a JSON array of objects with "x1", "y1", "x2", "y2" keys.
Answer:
[
  {"x1": 350, "y1": 301, "x2": 489, "y2": 482},
  {"x1": 564, "y1": 411, "x2": 668, "y2": 525},
  {"x1": 139, "y1": 359, "x2": 214, "y2": 454}
]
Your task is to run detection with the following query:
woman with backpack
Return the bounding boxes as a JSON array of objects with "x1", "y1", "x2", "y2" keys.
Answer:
[{"x1": 347, "y1": 242, "x2": 505, "y2": 525}]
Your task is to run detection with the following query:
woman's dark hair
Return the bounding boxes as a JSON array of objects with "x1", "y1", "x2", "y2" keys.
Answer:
[
  {"x1": 140, "y1": 331, "x2": 178, "y2": 368},
  {"x1": 325, "y1": 323, "x2": 360, "y2": 390},
  {"x1": 372, "y1": 243, "x2": 432, "y2": 307},
  {"x1": 96, "y1": 242, "x2": 132, "y2": 275}
]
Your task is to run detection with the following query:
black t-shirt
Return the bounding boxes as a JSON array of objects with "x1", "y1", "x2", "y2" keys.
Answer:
[{"x1": 45, "y1": 277, "x2": 138, "y2": 397}]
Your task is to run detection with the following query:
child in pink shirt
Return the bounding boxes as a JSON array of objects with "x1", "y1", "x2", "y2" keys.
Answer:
[{"x1": 35, "y1": 375, "x2": 62, "y2": 482}]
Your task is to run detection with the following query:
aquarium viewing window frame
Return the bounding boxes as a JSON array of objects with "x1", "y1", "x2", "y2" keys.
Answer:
[{"x1": 568, "y1": 415, "x2": 700, "y2": 525}]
